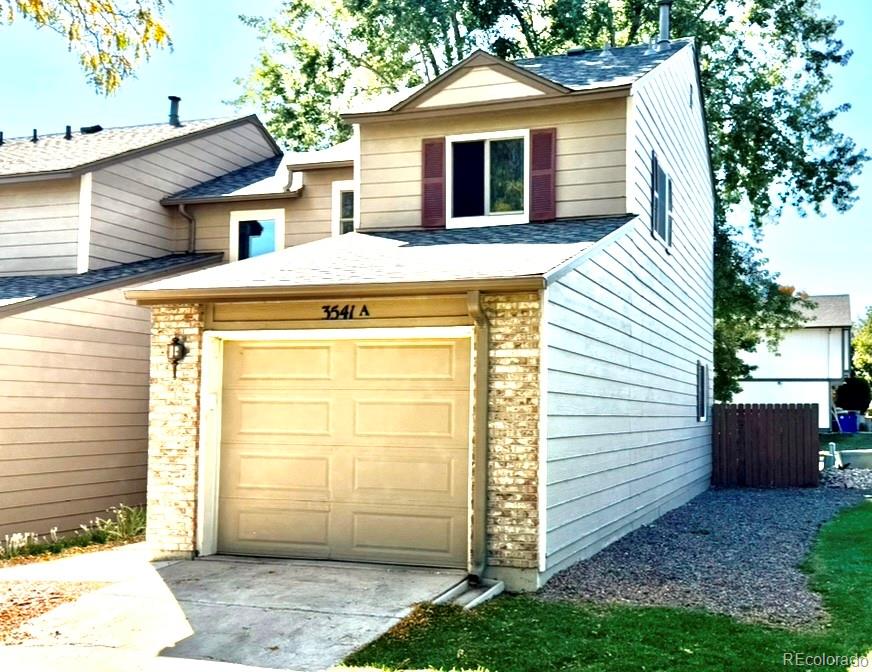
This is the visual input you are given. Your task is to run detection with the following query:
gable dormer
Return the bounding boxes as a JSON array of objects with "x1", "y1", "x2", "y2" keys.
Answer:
[{"x1": 343, "y1": 40, "x2": 706, "y2": 235}]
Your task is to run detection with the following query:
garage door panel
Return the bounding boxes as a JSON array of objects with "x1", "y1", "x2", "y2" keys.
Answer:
[
  {"x1": 218, "y1": 500, "x2": 331, "y2": 558},
  {"x1": 330, "y1": 504, "x2": 467, "y2": 567},
  {"x1": 224, "y1": 342, "x2": 337, "y2": 386},
  {"x1": 218, "y1": 336, "x2": 470, "y2": 568}
]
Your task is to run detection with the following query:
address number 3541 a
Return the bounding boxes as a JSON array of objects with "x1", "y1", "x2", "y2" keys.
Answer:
[{"x1": 321, "y1": 304, "x2": 370, "y2": 320}]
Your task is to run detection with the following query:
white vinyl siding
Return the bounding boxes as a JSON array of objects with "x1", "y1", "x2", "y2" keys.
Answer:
[
  {"x1": 0, "y1": 178, "x2": 80, "y2": 276},
  {"x1": 542, "y1": 43, "x2": 715, "y2": 577},
  {"x1": 88, "y1": 123, "x2": 277, "y2": 269},
  {"x1": 0, "y1": 287, "x2": 151, "y2": 536}
]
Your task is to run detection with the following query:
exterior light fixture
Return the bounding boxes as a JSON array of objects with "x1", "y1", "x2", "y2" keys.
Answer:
[{"x1": 167, "y1": 336, "x2": 187, "y2": 378}]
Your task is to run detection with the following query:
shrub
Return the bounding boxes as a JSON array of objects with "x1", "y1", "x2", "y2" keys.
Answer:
[{"x1": 835, "y1": 377, "x2": 872, "y2": 413}]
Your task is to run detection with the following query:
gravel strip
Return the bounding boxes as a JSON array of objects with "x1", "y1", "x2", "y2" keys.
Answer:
[
  {"x1": 539, "y1": 488, "x2": 864, "y2": 628},
  {"x1": 821, "y1": 467, "x2": 872, "y2": 490}
]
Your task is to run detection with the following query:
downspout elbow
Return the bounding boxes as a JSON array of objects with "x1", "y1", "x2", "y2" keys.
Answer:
[{"x1": 178, "y1": 203, "x2": 196, "y2": 254}]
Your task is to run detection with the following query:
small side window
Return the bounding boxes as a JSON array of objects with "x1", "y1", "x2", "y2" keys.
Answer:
[
  {"x1": 332, "y1": 180, "x2": 356, "y2": 235},
  {"x1": 651, "y1": 152, "x2": 673, "y2": 245},
  {"x1": 229, "y1": 208, "x2": 285, "y2": 262},
  {"x1": 697, "y1": 362, "x2": 709, "y2": 422}
]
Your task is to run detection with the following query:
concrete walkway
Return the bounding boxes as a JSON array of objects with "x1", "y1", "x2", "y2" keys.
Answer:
[{"x1": 0, "y1": 543, "x2": 464, "y2": 671}]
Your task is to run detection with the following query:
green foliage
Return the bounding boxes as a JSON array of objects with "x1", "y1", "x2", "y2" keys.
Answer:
[
  {"x1": 347, "y1": 502, "x2": 872, "y2": 672},
  {"x1": 834, "y1": 377, "x2": 872, "y2": 413},
  {"x1": 0, "y1": 0, "x2": 171, "y2": 93},
  {"x1": 237, "y1": 1, "x2": 867, "y2": 397},
  {"x1": 0, "y1": 504, "x2": 145, "y2": 560},
  {"x1": 853, "y1": 306, "x2": 872, "y2": 383}
]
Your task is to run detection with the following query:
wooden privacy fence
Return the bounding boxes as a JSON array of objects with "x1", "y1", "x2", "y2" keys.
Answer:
[{"x1": 712, "y1": 403, "x2": 819, "y2": 487}]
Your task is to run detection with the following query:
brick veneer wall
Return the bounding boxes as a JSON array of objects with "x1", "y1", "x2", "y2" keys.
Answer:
[
  {"x1": 146, "y1": 303, "x2": 205, "y2": 559},
  {"x1": 482, "y1": 292, "x2": 541, "y2": 570}
]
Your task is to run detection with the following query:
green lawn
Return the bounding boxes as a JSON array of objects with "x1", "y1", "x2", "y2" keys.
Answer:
[
  {"x1": 821, "y1": 432, "x2": 872, "y2": 450},
  {"x1": 345, "y1": 501, "x2": 872, "y2": 672}
]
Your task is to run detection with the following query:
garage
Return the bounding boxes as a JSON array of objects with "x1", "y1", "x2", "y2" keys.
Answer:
[{"x1": 216, "y1": 335, "x2": 471, "y2": 568}]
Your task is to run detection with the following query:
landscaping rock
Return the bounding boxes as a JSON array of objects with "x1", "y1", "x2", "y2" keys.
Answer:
[
  {"x1": 539, "y1": 488, "x2": 863, "y2": 628},
  {"x1": 821, "y1": 467, "x2": 872, "y2": 490}
]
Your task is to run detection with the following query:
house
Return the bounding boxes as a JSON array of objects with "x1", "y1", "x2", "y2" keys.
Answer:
[
  {"x1": 128, "y1": 17, "x2": 715, "y2": 591},
  {"x1": 0, "y1": 102, "x2": 343, "y2": 537},
  {"x1": 733, "y1": 294, "x2": 853, "y2": 429}
]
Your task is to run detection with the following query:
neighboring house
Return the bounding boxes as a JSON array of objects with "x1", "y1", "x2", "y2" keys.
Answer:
[
  {"x1": 0, "y1": 102, "x2": 343, "y2": 537},
  {"x1": 129, "y1": 15, "x2": 715, "y2": 592},
  {"x1": 734, "y1": 294, "x2": 852, "y2": 429}
]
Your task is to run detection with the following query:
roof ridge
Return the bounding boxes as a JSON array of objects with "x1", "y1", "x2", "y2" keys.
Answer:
[{"x1": 1, "y1": 115, "x2": 242, "y2": 142}]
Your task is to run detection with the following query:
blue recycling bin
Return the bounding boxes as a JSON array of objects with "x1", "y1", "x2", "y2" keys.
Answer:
[{"x1": 838, "y1": 412, "x2": 859, "y2": 433}]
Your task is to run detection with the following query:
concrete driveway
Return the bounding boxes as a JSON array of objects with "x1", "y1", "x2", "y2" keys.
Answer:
[{"x1": 0, "y1": 543, "x2": 465, "y2": 671}]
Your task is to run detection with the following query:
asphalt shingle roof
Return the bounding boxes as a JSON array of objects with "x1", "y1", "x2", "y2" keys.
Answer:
[
  {"x1": 803, "y1": 295, "x2": 852, "y2": 327},
  {"x1": 164, "y1": 156, "x2": 286, "y2": 203},
  {"x1": 132, "y1": 216, "x2": 636, "y2": 295},
  {"x1": 0, "y1": 117, "x2": 251, "y2": 178},
  {"x1": 0, "y1": 253, "x2": 221, "y2": 307},
  {"x1": 513, "y1": 38, "x2": 690, "y2": 90}
]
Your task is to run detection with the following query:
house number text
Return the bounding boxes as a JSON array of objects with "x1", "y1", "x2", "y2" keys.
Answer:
[{"x1": 321, "y1": 304, "x2": 370, "y2": 320}]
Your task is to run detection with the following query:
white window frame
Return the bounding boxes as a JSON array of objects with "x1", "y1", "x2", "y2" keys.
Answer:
[
  {"x1": 331, "y1": 179, "x2": 357, "y2": 236},
  {"x1": 445, "y1": 128, "x2": 530, "y2": 229},
  {"x1": 697, "y1": 361, "x2": 709, "y2": 422},
  {"x1": 228, "y1": 208, "x2": 286, "y2": 262},
  {"x1": 651, "y1": 153, "x2": 673, "y2": 246}
]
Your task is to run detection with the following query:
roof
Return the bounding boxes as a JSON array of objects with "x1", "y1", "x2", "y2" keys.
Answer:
[
  {"x1": 345, "y1": 39, "x2": 691, "y2": 116},
  {"x1": 128, "y1": 215, "x2": 635, "y2": 301},
  {"x1": 0, "y1": 116, "x2": 279, "y2": 180},
  {"x1": 803, "y1": 295, "x2": 852, "y2": 327},
  {"x1": 163, "y1": 139, "x2": 356, "y2": 205},
  {"x1": 0, "y1": 253, "x2": 222, "y2": 315},
  {"x1": 513, "y1": 39, "x2": 690, "y2": 90}
]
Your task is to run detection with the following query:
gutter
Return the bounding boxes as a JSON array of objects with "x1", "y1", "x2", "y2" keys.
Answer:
[
  {"x1": 161, "y1": 187, "x2": 304, "y2": 207},
  {"x1": 126, "y1": 276, "x2": 545, "y2": 305}
]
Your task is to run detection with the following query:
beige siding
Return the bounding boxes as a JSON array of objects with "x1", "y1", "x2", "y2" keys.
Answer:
[
  {"x1": 0, "y1": 178, "x2": 79, "y2": 276},
  {"x1": 177, "y1": 167, "x2": 353, "y2": 256},
  {"x1": 542, "y1": 45, "x2": 715, "y2": 577},
  {"x1": 89, "y1": 123, "x2": 277, "y2": 269},
  {"x1": 412, "y1": 65, "x2": 547, "y2": 109},
  {"x1": 358, "y1": 99, "x2": 626, "y2": 229},
  {"x1": 0, "y1": 287, "x2": 150, "y2": 536}
]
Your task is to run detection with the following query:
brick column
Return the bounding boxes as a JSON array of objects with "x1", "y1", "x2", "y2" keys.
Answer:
[
  {"x1": 146, "y1": 304, "x2": 205, "y2": 559},
  {"x1": 482, "y1": 292, "x2": 541, "y2": 578}
]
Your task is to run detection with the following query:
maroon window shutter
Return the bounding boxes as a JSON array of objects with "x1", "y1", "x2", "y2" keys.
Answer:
[
  {"x1": 421, "y1": 137, "x2": 446, "y2": 228},
  {"x1": 530, "y1": 128, "x2": 557, "y2": 222}
]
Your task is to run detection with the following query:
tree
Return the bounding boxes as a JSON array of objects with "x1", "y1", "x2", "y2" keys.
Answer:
[
  {"x1": 835, "y1": 377, "x2": 871, "y2": 414},
  {"x1": 854, "y1": 306, "x2": 872, "y2": 382},
  {"x1": 1, "y1": 0, "x2": 171, "y2": 93},
  {"x1": 237, "y1": 0, "x2": 867, "y2": 396}
]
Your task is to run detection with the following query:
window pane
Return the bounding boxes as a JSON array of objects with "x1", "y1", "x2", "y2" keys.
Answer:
[
  {"x1": 340, "y1": 219, "x2": 354, "y2": 234},
  {"x1": 341, "y1": 191, "x2": 354, "y2": 220},
  {"x1": 489, "y1": 138, "x2": 524, "y2": 213},
  {"x1": 452, "y1": 141, "x2": 485, "y2": 217},
  {"x1": 239, "y1": 219, "x2": 275, "y2": 260}
]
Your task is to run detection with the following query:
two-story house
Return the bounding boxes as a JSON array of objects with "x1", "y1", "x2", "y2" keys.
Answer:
[
  {"x1": 128, "y1": 21, "x2": 715, "y2": 592},
  {"x1": 0, "y1": 105, "x2": 351, "y2": 537},
  {"x1": 734, "y1": 294, "x2": 853, "y2": 429}
]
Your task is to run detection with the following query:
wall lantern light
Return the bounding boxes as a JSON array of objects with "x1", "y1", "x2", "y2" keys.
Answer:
[{"x1": 167, "y1": 336, "x2": 188, "y2": 378}]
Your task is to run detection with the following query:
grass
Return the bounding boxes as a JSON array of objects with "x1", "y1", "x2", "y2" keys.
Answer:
[
  {"x1": 345, "y1": 501, "x2": 872, "y2": 672},
  {"x1": 821, "y1": 432, "x2": 872, "y2": 450},
  {"x1": 0, "y1": 504, "x2": 146, "y2": 563}
]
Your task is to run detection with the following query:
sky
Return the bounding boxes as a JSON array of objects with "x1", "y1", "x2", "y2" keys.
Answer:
[{"x1": 0, "y1": 0, "x2": 869, "y2": 319}]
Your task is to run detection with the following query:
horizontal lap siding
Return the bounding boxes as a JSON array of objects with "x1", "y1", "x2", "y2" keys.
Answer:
[
  {"x1": 359, "y1": 99, "x2": 626, "y2": 229},
  {"x1": 0, "y1": 287, "x2": 151, "y2": 536},
  {"x1": 89, "y1": 124, "x2": 277, "y2": 268},
  {"x1": 0, "y1": 179, "x2": 79, "y2": 276},
  {"x1": 182, "y1": 167, "x2": 352, "y2": 256},
  {"x1": 543, "y1": 45, "x2": 714, "y2": 576}
]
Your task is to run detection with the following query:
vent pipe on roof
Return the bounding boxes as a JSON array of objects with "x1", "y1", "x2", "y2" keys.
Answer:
[
  {"x1": 168, "y1": 95, "x2": 181, "y2": 127},
  {"x1": 31, "y1": 129, "x2": 38, "y2": 143},
  {"x1": 658, "y1": 0, "x2": 673, "y2": 45},
  {"x1": 0, "y1": 132, "x2": 4, "y2": 146},
  {"x1": 65, "y1": 125, "x2": 72, "y2": 140}
]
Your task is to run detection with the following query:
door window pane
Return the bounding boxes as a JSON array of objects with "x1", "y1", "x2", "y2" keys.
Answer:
[{"x1": 489, "y1": 138, "x2": 524, "y2": 213}]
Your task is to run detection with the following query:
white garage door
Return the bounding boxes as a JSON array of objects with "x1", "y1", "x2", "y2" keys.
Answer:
[{"x1": 218, "y1": 337, "x2": 471, "y2": 568}]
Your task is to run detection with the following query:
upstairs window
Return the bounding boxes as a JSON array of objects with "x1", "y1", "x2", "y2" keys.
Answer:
[
  {"x1": 446, "y1": 129, "x2": 529, "y2": 227},
  {"x1": 332, "y1": 180, "x2": 356, "y2": 235},
  {"x1": 651, "y1": 152, "x2": 673, "y2": 245},
  {"x1": 697, "y1": 361, "x2": 709, "y2": 422},
  {"x1": 229, "y1": 209, "x2": 285, "y2": 261}
]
